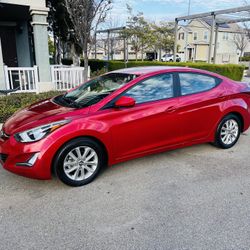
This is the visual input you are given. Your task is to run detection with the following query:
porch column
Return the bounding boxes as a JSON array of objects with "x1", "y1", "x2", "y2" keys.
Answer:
[
  {"x1": 30, "y1": 8, "x2": 51, "y2": 83},
  {"x1": 0, "y1": 38, "x2": 6, "y2": 89}
]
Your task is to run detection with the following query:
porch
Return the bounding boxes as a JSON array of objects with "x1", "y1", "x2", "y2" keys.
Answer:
[{"x1": 0, "y1": 1, "x2": 51, "y2": 91}]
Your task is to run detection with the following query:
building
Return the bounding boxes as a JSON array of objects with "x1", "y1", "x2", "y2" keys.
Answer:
[
  {"x1": 0, "y1": 0, "x2": 51, "y2": 91},
  {"x1": 177, "y1": 18, "x2": 242, "y2": 64},
  {"x1": 89, "y1": 37, "x2": 149, "y2": 61}
]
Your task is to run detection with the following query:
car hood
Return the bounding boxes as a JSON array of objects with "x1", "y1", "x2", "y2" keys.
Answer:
[{"x1": 3, "y1": 98, "x2": 90, "y2": 135}]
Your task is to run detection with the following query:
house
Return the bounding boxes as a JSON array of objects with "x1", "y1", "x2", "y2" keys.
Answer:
[
  {"x1": 89, "y1": 37, "x2": 148, "y2": 61},
  {"x1": 177, "y1": 18, "x2": 242, "y2": 64},
  {"x1": 0, "y1": 0, "x2": 51, "y2": 91}
]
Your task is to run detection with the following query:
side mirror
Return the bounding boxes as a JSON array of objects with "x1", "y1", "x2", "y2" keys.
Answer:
[{"x1": 115, "y1": 96, "x2": 135, "y2": 108}]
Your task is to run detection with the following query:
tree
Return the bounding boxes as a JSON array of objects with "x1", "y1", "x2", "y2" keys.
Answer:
[
  {"x1": 123, "y1": 6, "x2": 175, "y2": 61},
  {"x1": 233, "y1": 24, "x2": 249, "y2": 58},
  {"x1": 149, "y1": 22, "x2": 175, "y2": 59},
  {"x1": 65, "y1": 0, "x2": 112, "y2": 80},
  {"x1": 48, "y1": 36, "x2": 55, "y2": 58},
  {"x1": 46, "y1": 0, "x2": 74, "y2": 64},
  {"x1": 124, "y1": 5, "x2": 151, "y2": 61}
]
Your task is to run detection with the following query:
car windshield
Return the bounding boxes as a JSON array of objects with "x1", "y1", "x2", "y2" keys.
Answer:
[{"x1": 54, "y1": 73, "x2": 138, "y2": 108}]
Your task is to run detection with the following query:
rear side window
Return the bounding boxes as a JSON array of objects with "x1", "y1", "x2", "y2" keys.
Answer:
[
  {"x1": 123, "y1": 73, "x2": 174, "y2": 104},
  {"x1": 179, "y1": 73, "x2": 220, "y2": 96}
]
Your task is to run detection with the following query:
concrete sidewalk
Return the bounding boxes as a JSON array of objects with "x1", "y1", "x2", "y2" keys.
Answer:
[{"x1": 0, "y1": 128, "x2": 250, "y2": 249}]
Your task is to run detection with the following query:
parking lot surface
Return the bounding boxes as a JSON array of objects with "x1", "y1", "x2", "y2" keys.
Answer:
[{"x1": 0, "y1": 129, "x2": 250, "y2": 250}]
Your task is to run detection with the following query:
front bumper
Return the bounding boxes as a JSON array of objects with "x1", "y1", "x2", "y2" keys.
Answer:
[{"x1": 0, "y1": 135, "x2": 52, "y2": 180}]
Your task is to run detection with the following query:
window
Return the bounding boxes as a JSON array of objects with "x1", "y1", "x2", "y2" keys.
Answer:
[
  {"x1": 178, "y1": 32, "x2": 185, "y2": 40},
  {"x1": 62, "y1": 73, "x2": 138, "y2": 108},
  {"x1": 123, "y1": 74, "x2": 174, "y2": 104},
  {"x1": 193, "y1": 32, "x2": 198, "y2": 41},
  {"x1": 204, "y1": 31, "x2": 208, "y2": 41},
  {"x1": 179, "y1": 73, "x2": 219, "y2": 96},
  {"x1": 223, "y1": 32, "x2": 229, "y2": 40}
]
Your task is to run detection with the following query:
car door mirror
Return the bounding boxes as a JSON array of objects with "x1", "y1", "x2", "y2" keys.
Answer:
[{"x1": 115, "y1": 96, "x2": 135, "y2": 108}]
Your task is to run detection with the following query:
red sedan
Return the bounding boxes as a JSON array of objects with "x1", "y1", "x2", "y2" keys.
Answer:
[{"x1": 0, "y1": 66, "x2": 250, "y2": 186}]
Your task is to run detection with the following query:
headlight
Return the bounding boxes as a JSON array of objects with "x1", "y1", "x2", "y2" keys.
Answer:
[{"x1": 14, "y1": 120, "x2": 70, "y2": 143}]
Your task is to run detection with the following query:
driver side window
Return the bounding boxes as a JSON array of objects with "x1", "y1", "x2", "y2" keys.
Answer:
[{"x1": 123, "y1": 73, "x2": 174, "y2": 104}]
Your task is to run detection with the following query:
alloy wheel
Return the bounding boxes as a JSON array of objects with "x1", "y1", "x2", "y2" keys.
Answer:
[
  {"x1": 63, "y1": 146, "x2": 98, "y2": 181},
  {"x1": 220, "y1": 119, "x2": 239, "y2": 146}
]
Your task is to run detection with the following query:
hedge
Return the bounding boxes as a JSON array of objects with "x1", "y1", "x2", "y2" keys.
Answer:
[
  {"x1": 88, "y1": 60, "x2": 244, "y2": 81},
  {"x1": 240, "y1": 56, "x2": 250, "y2": 62},
  {"x1": 0, "y1": 91, "x2": 63, "y2": 123}
]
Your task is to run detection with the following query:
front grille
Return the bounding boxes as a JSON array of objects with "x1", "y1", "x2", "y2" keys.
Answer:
[{"x1": 0, "y1": 153, "x2": 8, "y2": 163}]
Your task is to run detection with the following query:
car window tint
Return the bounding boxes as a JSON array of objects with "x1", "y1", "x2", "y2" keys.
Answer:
[
  {"x1": 123, "y1": 74, "x2": 174, "y2": 104},
  {"x1": 179, "y1": 73, "x2": 217, "y2": 96}
]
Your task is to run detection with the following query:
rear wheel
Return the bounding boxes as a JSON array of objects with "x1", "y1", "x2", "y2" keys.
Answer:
[
  {"x1": 54, "y1": 138, "x2": 106, "y2": 187},
  {"x1": 214, "y1": 114, "x2": 241, "y2": 149}
]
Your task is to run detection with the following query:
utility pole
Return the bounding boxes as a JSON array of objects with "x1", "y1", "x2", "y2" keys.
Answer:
[
  {"x1": 184, "y1": 0, "x2": 191, "y2": 62},
  {"x1": 208, "y1": 13, "x2": 216, "y2": 63},
  {"x1": 173, "y1": 19, "x2": 178, "y2": 62}
]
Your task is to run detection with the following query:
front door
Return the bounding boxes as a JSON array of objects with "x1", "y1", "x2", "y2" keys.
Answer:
[
  {"x1": 0, "y1": 26, "x2": 18, "y2": 67},
  {"x1": 188, "y1": 48, "x2": 192, "y2": 61},
  {"x1": 107, "y1": 73, "x2": 181, "y2": 160}
]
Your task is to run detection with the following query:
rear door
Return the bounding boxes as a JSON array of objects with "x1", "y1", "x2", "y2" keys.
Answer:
[{"x1": 177, "y1": 72, "x2": 225, "y2": 142}]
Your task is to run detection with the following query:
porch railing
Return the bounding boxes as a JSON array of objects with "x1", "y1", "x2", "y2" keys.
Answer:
[
  {"x1": 3, "y1": 65, "x2": 91, "y2": 93},
  {"x1": 4, "y1": 66, "x2": 39, "y2": 93},
  {"x1": 51, "y1": 65, "x2": 90, "y2": 91}
]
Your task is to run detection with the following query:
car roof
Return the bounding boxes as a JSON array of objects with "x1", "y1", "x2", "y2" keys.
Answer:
[
  {"x1": 111, "y1": 66, "x2": 224, "y2": 80},
  {"x1": 112, "y1": 66, "x2": 184, "y2": 76}
]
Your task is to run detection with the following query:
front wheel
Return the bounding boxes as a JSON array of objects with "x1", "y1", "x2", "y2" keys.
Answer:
[
  {"x1": 54, "y1": 138, "x2": 106, "y2": 187},
  {"x1": 214, "y1": 114, "x2": 241, "y2": 149}
]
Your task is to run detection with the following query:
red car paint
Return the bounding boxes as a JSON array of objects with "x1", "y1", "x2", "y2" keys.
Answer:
[{"x1": 0, "y1": 66, "x2": 250, "y2": 180}]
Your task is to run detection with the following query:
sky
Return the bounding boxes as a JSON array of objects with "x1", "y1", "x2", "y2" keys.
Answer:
[{"x1": 107, "y1": 0, "x2": 248, "y2": 25}]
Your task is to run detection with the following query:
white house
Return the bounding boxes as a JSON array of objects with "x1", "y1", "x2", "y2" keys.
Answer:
[
  {"x1": 177, "y1": 18, "x2": 242, "y2": 64},
  {"x1": 0, "y1": 0, "x2": 51, "y2": 91}
]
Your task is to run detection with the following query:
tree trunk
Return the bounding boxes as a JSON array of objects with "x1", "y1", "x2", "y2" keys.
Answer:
[
  {"x1": 240, "y1": 50, "x2": 244, "y2": 59},
  {"x1": 71, "y1": 44, "x2": 80, "y2": 66},
  {"x1": 56, "y1": 40, "x2": 61, "y2": 65},
  {"x1": 53, "y1": 35, "x2": 57, "y2": 64},
  {"x1": 141, "y1": 41, "x2": 144, "y2": 61},
  {"x1": 83, "y1": 39, "x2": 89, "y2": 82}
]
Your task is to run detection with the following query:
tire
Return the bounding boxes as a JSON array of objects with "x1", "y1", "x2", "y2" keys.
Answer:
[
  {"x1": 214, "y1": 114, "x2": 241, "y2": 149},
  {"x1": 54, "y1": 137, "x2": 106, "y2": 187}
]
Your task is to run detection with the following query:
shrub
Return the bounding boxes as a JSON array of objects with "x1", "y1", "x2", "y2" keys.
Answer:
[
  {"x1": 90, "y1": 68, "x2": 107, "y2": 78},
  {"x1": 0, "y1": 91, "x2": 63, "y2": 123},
  {"x1": 240, "y1": 56, "x2": 250, "y2": 62},
  {"x1": 88, "y1": 60, "x2": 244, "y2": 81},
  {"x1": 61, "y1": 58, "x2": 73, "y2": 65},
  {"x1": 85, "y1": 59, "x2": 109, "y2": 72}
]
